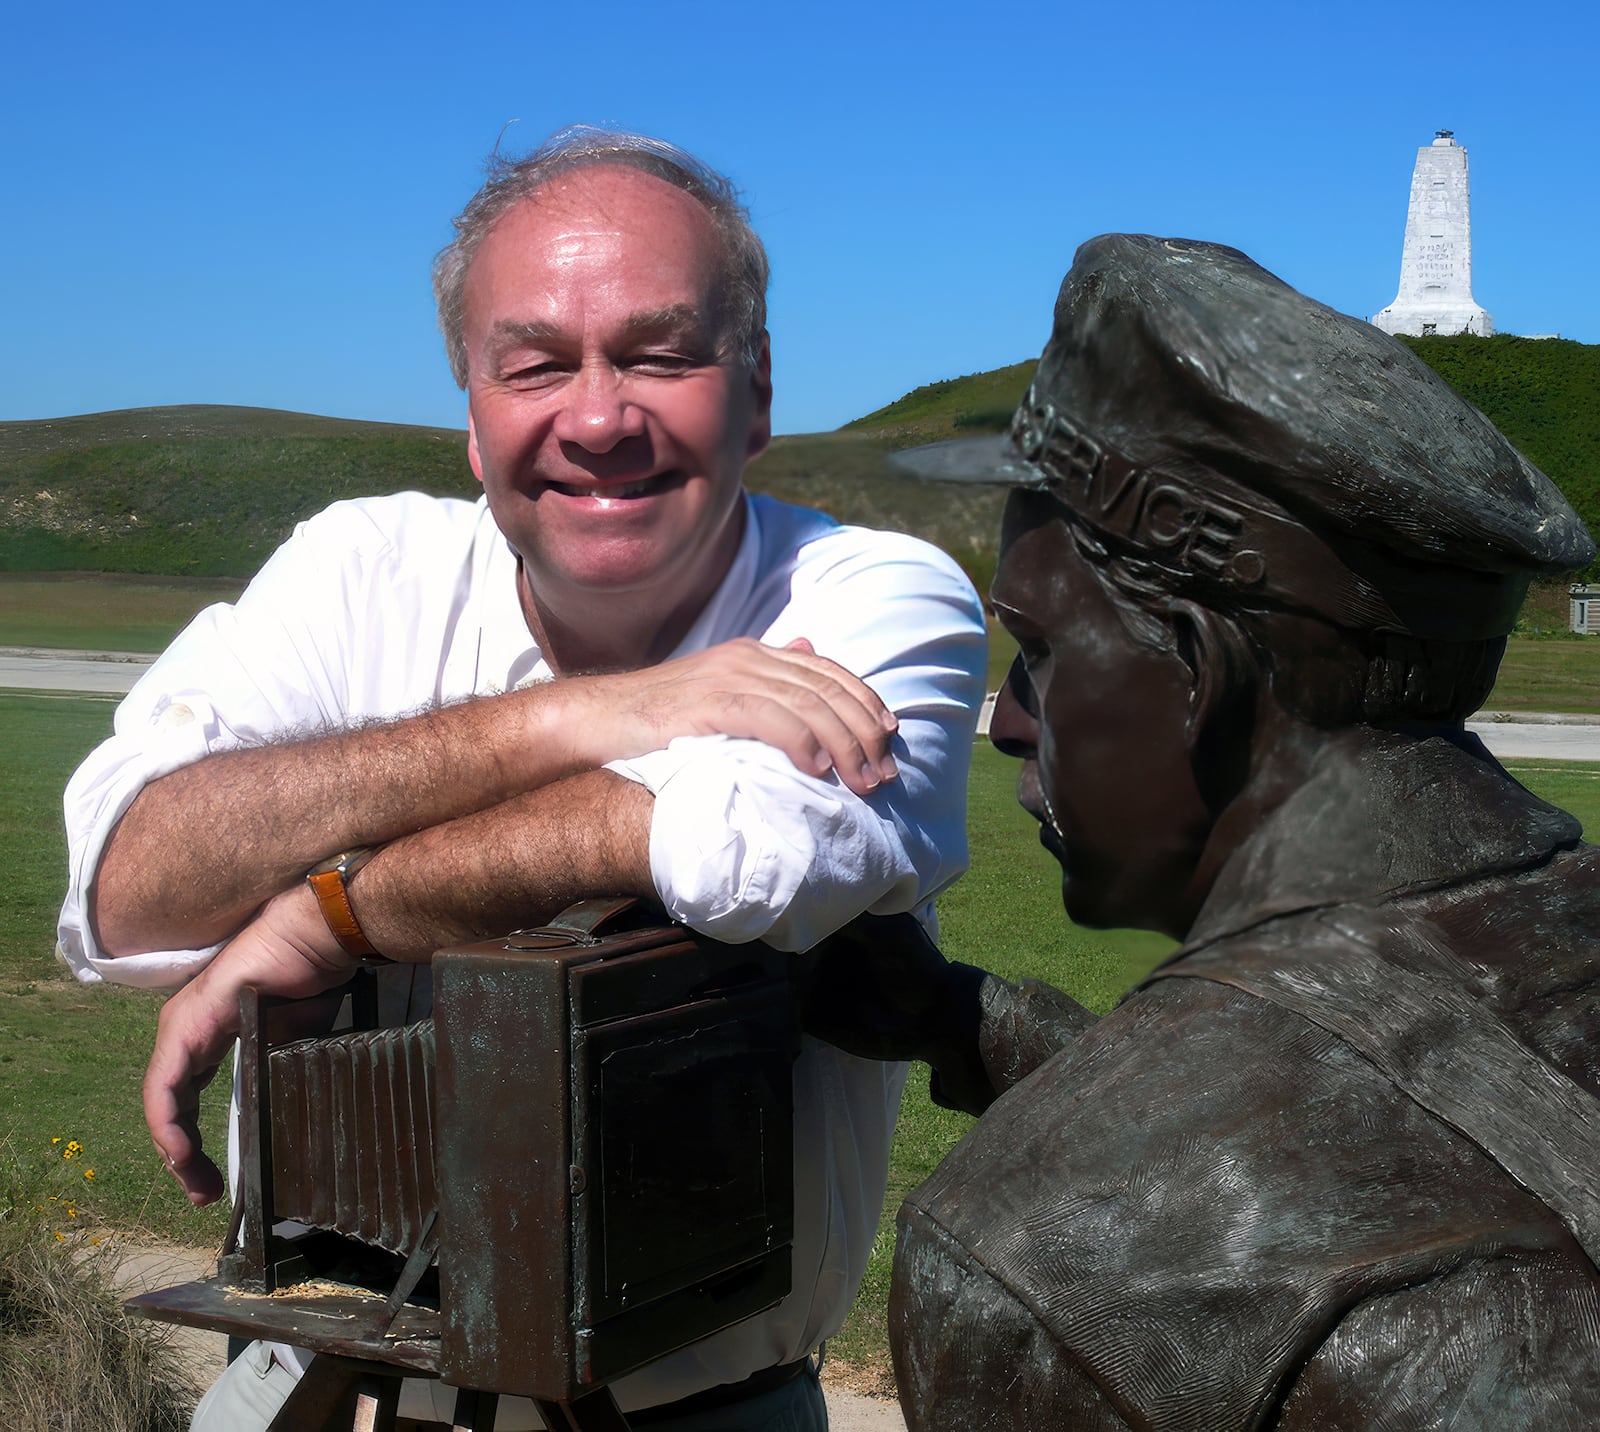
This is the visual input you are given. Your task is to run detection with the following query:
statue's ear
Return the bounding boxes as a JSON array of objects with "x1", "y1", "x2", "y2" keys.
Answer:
[{"x1": 1169, "y1": 600, "x2": 1257, "y2": 808}]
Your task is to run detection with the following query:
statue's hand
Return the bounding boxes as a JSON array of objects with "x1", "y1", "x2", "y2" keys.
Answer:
[
  {"x1": 799, "y1": 912, "x2": 1000, "y2": 1117},
  {"x1": 800, "y1": 912, "x2": 1099, "y2": 1115}
]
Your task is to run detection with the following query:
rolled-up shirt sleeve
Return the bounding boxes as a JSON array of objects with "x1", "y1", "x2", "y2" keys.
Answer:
[
  {"x1": 607, "y1": 528, "x2": 986, "y2": 950},
  {"x1": 55, "y1": 494, "x2": 473, "y2": 989},
  {"x1": 58, "y1": 689, "x2": 236, "y2": 987}
]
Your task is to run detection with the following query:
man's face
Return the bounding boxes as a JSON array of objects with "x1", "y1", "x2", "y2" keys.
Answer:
[
  {"x1": 989, "y1": 489, "x2": 1213, "y2": 936},
  {"x1": 460, "y1": 164, "x2": 771, "y2": 649}
]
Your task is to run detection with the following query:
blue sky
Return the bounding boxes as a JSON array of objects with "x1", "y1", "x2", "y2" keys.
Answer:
[{"x1": 4, "y1": 0, "x2": 1594, "y2": 437}]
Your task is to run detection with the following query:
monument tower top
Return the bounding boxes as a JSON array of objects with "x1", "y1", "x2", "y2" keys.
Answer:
[{"x1": 1372, "y1": 131, "x2": 1493, "y2": 338}]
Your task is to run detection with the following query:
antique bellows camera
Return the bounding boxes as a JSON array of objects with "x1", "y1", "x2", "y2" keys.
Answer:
[{"x1": 131, "y1": 899, "x2": 800, "y2": 1428}]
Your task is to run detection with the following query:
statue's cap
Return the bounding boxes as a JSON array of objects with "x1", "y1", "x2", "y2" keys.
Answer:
[{"x1": 894, "y1": 234, "x2": 1594, "y2": 640}]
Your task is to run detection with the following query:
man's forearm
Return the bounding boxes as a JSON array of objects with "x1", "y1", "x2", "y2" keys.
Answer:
[
  {"x1": 93, "y1": 685, "x2": 575, "y2": 956},
  {"x1": 348, "y1": 770, "x2": 655, "y2": 959}
]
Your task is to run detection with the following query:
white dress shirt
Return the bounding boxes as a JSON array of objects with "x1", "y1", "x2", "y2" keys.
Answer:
[{"x1": 57, "y1": 488, "x2": 986, "y2": 1411}]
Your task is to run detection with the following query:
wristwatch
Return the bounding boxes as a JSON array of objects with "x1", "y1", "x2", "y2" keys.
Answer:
[{"x1": 306, "y1": 846, "x2": 389, "y2": 963}]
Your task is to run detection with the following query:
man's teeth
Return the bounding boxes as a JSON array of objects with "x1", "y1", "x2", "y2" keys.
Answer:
[{"x1": 549, "y1": 479, "x2": 657, "y2": 498}]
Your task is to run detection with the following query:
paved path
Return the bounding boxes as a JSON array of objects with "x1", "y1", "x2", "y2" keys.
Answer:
[
  {"x1": 1463, "y1": 715, "x2": 1600, "y2": 761},
  {"x1": 0, "y1": 645, "x2": 153, "y2": 694},
  {"x1": 7, "y1": 651, "x2": 1600, "y2": 765},
  {"x1": 977, "y1": 688, "x2": 1600, "y2": 762}
]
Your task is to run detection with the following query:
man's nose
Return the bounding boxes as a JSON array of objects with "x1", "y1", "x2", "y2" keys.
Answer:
[
  {"x1": 989, "y1": 655, "x2": 1040, "y2": 759},
  {"x1": 552, "y1": 363, "x2": 647, "y2": 451}
]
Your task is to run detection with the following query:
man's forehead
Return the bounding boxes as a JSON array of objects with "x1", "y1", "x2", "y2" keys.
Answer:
[
  {"x1": 494, "y1": 163, "x2": 717, "y2": 249},
  {"x1": 458, "y1": 162, "x2": 734, "y2": 363}
]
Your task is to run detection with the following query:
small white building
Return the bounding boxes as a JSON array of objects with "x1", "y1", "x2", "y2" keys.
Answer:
[{"x1": 1570, "y1": 585, "x2": 1600, "y2": 635}]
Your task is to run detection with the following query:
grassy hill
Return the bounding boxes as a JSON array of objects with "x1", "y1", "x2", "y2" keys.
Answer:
[
  {"x1": 0, "y1": 406, "x2": 475, "y2": 577},
  {"x1": 0, "y1": 404, "x2": 1015, "y2": 594},
  {"x1": 2, "y1": 334, "x2": 1595, "y2": 594},
  {"x1": 1396, "y1": 335, "x2": 1600, "y2": 557},
  {"x1": 843, "y1": 360, "x2": 1038, "y2": 442}
]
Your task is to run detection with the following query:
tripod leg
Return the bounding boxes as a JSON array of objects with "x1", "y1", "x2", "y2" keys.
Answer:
[
  {"x1": 266, "y1": 1355, "x2": 361, "y2": 1430},
  {"x1": 452, "y1": 1386, "x2": 500, "y2": 1431},
  {"x1": 533, "y1": 1385, "x2": 631, "y2": 1431},
  {"x1": 352, "y1": 1365, "x2": 401, "y2": 1432}
]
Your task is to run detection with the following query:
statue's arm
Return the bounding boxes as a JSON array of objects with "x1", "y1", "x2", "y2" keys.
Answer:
[{"x1": 800, "y1": 913, "x2": 1095, "y2": 1115}]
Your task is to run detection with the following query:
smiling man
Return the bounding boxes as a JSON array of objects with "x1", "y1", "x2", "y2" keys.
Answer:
[{"x1": 57, "y1": 127, "x2": 986, "y2": 1430}]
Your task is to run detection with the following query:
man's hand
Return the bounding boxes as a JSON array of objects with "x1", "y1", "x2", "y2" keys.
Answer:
[
  {"x1": 569, "y1": 637, "x2": 900, "y2": 795},
  {"x1": 143, "y1": 885, "x2": 358, "y2": 1206}
]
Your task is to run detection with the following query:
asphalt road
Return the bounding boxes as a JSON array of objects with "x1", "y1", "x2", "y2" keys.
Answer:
[{"x1": 977, "y1": 689, "x2": 1600, "y2": 761}]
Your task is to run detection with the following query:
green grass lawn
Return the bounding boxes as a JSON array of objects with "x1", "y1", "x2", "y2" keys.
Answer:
[
  {"x1": 1484, "y1": 639, "x2": 1600, "y2": 713},
  {"x1": 0, "y1": 692, "x2": 230, "y2": 1246},
  {"x1": 0, "y1": 574, "x2": 245, "y2": 652},
  {"x1": 5, "y1": 691, "x2": 1600, "y2": 1384}
]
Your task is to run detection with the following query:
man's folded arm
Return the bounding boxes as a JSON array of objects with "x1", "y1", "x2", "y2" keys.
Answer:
[
  {"x1": 343, "y1": 769, "x2": 656, "y2": 959},
  {"x1": 86, "y1": 641, "x2": 900, "y2": 962}
]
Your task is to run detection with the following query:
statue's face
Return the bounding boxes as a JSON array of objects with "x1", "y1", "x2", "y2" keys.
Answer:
[{"x1": 989, "y1": 489, "x2": 1214, "y2": 937}]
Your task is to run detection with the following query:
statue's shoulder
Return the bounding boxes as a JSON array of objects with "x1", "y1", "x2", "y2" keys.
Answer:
[{"x1": 903, "y1": 945, "x2": 1599, "y2": 1429}]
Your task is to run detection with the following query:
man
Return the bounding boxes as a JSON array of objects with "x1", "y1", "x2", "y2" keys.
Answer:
[
  {"x1": 888, "y1": 235, "x2": 1600, "y2": 1427},
  {"x1": 58, "y1": 127, "x2": 986, "y2": 1428}
]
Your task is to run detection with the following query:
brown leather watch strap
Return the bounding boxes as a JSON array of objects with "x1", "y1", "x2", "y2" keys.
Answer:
[{"x1": 306, "y1": 846, "x2": 388, "y2": 963}]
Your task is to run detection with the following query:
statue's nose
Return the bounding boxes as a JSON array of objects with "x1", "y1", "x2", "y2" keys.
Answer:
[{"x1": 989, "y1": 654, "x2": 1039, "y2": 759}]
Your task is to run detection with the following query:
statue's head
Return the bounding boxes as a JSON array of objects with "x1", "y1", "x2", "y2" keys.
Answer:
[{"x1": 897, "y1": 234, "x2": 1592, "y2": 935}]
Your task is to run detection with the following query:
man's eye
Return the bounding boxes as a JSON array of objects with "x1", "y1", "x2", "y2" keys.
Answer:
[
  {"x1": 503, "y1": 362, "x2": 566, "y2": 386},
  {"x1": 626, "y1": 352, "x2": 700, "y2": 374}
]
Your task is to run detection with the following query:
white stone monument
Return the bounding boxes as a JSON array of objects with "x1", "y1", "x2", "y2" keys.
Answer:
[{"x1": 1373, "y1": 131, "x2": 1494, "y2": 338}]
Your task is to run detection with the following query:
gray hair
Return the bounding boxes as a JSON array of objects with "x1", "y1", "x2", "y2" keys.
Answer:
[{"x1": 433, "y1": 125, "x2": 770, "y2": 388}]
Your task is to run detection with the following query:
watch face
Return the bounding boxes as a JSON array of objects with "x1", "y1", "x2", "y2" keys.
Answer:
[{"x1": 310, "y1": 848, "x2": 371, "y2": 880}]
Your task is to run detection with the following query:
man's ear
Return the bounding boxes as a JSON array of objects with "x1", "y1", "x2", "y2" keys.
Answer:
[
  {"x1": 466, "y1": 407, "x2": 484, "y2": 485},
  {"x1": 1170, "y1": 600, "x2": 1257, "y2": 808},
  {"x1": 746, "y1": 332, "x2": 773, "y2": 461}
]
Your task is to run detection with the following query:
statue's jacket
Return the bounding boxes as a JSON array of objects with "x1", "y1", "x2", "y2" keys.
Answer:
[{"x1": 893, "y1": 727, "x2": 1600, "y2": 1430}]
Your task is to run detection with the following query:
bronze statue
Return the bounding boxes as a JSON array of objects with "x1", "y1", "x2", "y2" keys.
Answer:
[{"x1": 886, "y1": 235, "x2": 1600, "y2": 1428}]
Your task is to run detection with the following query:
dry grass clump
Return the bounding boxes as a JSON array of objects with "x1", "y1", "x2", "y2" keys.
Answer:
[{"x1": 1, "y1": 1135, "x2": 198, "y2": 1432}]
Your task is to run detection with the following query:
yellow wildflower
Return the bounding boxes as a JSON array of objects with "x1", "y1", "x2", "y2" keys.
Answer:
[
  {"x1": 63, "y1": 1140, "x2": 83, "y2": 1160},
  {"x1": 83, "y1": 1168, "x2": 96, "y2": 1181}
]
